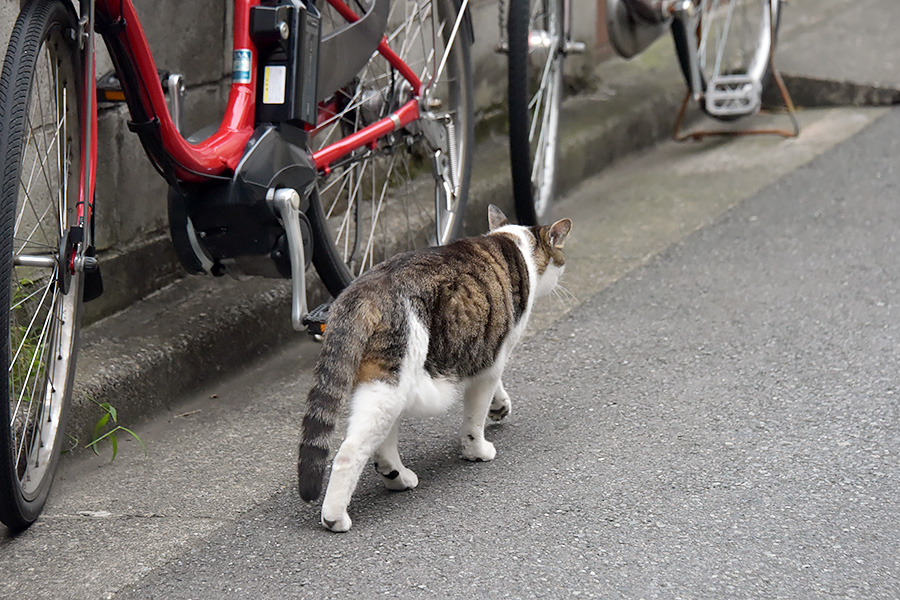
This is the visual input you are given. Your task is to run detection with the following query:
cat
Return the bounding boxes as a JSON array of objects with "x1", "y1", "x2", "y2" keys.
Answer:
[{"x1": 297, "y1": 205, "x2": 572, "y2": 532}]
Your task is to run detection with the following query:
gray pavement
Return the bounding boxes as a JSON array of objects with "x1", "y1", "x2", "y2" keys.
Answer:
[
  {"x1": 2, "y1": 0, "x2": 900, "y2": 596},
  {"x1": 75, "y1": 103, "x2": 900, "y2": 599},
  {"x1": 1, "y1": 103, "x2": 894, "y2": 598}
]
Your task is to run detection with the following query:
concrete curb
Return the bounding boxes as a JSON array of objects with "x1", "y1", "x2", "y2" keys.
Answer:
[{"x1": 777, "y1": 74, "x2": 900, "y2": 108}]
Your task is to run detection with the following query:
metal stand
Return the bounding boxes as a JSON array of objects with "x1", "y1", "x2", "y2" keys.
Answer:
[{"x1": 673, "y1": 7, "x2": 800, "y2": 142}]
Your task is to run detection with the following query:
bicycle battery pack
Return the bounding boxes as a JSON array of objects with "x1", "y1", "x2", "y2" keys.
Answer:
[{"x1": 251, "y1": 0, "x2": 321, "y2": 125}]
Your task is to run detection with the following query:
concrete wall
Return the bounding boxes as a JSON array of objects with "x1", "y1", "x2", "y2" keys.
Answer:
[
  {"x1": 1, "y1": 0, "x2": 233, "y2": 322},
  {"x1": 0, "y1": 0, "x2": 605, "y2": 323}
]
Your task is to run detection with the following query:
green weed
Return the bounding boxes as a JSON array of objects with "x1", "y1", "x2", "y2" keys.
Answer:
[{"x1": 86, "y1": 400, "x2": 145, "y2": 461}]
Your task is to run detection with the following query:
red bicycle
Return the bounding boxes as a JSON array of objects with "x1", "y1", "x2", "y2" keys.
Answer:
[{"x1": 0, "y1": 0, "x2": 473, "y2": 530}]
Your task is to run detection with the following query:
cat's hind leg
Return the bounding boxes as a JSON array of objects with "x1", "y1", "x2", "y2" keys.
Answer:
[
  {"x1": 489, "y1": 379, "x2": 512, "y2": 422},
  {"x1": 373, "y1": 421, "x2": 418, "y2": 491},
  {"x1": 321, "y1": 383, "x2": 403, "y2": 532},
  {"x1": 460, "y1": 375, "x2": 499, "y2": 462}
]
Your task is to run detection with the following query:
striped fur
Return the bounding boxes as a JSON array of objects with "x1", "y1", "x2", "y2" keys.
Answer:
[
  {"x1": 297, "y1": 293, "x2": 387, "y2": 501},
  {"x1": 297, "y1": 205, "x2": 572, "y2": 530}
]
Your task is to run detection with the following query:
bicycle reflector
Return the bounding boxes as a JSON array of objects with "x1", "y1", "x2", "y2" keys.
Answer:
[{"x1": 302, "y1": 302, "x2": 330, "y2": 338}]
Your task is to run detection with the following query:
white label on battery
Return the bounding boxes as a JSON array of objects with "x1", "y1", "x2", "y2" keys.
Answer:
[
  {"x1": 263, "y1": 65, "x2": 287, "y2": 105},
  {"x1": 233, "y1": 50, "x2": 252, "y2": 84}
]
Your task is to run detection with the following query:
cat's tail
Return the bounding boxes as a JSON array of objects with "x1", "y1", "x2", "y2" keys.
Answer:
[{"x1": 297, "y1": 297, "x2": 378, "y2": 502}]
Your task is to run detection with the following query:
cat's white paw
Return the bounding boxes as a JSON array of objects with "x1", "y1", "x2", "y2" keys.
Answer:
[
  {"x1": 321, "y1": 509, "x2": 352, "y2": 533},
  {"x1": 489, "y1": 395, "x2": 511, "y2": 422},
  {"x1": 461, "y1": 437, "x2": 496, "y2": 462},
  {"x1": 380, "y1": 467, "x2": 419, "y2": 491}
]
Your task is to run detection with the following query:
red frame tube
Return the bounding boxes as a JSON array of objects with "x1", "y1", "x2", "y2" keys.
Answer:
[
  {"x1": 88, "y1": 0, "x2": 426, "y2": 183},
  {"x1": 313, "y1": 99, "x2": 419, "y2": 171},
  {"x1": 78, "y1": 50, "x2": 98, "y2": 227},
  {"x1": 95, "y1": 0, "x2": 259, "y2": 181},
  {"x1": 311, "y1": 0, "x2": 425, "y2": 171}
]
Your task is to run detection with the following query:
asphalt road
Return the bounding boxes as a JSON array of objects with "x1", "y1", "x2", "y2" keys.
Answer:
[
  {"x1": 125, "y1": 108, "x2": 899, "y2": 597},
  {"x1": 3, "y1": 105, "x2": 898, "y2": 599}
]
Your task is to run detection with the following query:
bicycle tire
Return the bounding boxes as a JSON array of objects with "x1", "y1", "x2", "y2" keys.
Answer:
[
  {"x1": 308, "y1": 0, "x2": 474, "y2": 297},
  {"x1": 0, "y1": 0, "x2": 84, "y2": 531},
  {"x1": 507, "y1": 0, "x2": 565, "y2": 226},
  {"x1": 672, "y1": 0, "x2": 781, "y2": 120}
]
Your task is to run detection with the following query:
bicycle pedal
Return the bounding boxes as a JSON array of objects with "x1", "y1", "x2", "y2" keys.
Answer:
[
  {"x1": 302, "y1": 302, "x2": 331, "y2": 339},
  {"x1": 705, "y1": 75, "x2": 762, "y2": 118},
  {"x1": 97, "y1": 68, "x2": 173, "y2": 103},
  {"x1": 96, "y1": 70, "x2": 126, "y2": 102}
]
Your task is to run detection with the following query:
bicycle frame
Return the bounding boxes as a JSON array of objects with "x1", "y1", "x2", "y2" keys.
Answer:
[
  {"x1": 0, "y1": 0, "x2": 473, "y2": 532},
  {"x1": 75, "y1": 0, "x2": 463, "y2": 240}
]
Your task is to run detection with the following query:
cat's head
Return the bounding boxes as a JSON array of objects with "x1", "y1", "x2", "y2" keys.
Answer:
[{"x1": 488, "y1": 204, "x2": 572, "y2": 298}]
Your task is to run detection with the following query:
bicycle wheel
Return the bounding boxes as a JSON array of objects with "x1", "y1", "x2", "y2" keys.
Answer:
[
  {"x1": 507, "y1": 0, "x2": 564, "y2": 226},
  {"x1": 0, "y1": 0, "x2": 84, "y2": 530},
  {"x1": 309, "y1": 0, "x2": 474, "y2": 295},
  {"x1": 672, "y1": 0, "x2": 780, "y2": 120}
]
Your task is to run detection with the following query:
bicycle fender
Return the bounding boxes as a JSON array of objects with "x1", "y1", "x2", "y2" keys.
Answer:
[
  {"x1": 316, "y1": 0, "x2": 390, "y2": 102},
  {"x1": 456, "y1": 0, "x2": 474, "y2": 46}
]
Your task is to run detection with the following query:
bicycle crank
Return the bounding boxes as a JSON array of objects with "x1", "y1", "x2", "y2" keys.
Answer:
[{"x1": 268, "y1": 188, "x2": 309, "y2": 332}]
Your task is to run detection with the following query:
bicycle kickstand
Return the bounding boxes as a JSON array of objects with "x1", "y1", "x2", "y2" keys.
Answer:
[{"x1": 267, "y1": 188, "x2": 309, "y2": 332}]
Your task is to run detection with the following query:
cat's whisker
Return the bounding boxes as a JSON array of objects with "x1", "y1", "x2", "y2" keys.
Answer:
[{"x1": 551, "y1": 281, "x2": 577, "y2": 308}]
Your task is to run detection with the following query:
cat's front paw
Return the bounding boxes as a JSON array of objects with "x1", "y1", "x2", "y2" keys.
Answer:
[
  {"x1": 379, "y1": 467, "x2": 419, "y2": 491},
  {"x1": 461, "y1": 437, "x2": 496, "y2": 462},
  {"x1": 489, "y1": 395, "x2": 511, "y2": 421},
  {"x1": 321, "y1": 509, "x2": 352, "y2": 533}
]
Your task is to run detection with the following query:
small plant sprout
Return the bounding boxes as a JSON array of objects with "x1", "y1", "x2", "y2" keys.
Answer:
[{"x1": 86, "y1": 400, "x2": 145, "y2": 461}]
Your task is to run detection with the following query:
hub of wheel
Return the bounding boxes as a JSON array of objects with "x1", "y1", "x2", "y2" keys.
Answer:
[{"x1": 57, "y1": 227, "x2": 78, "y2": 295}]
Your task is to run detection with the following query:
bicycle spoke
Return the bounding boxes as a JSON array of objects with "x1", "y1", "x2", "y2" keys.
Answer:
[
  {"x1": 34, "y1": 52, "x2": 54, "y2": 192},
  {"x1": 338, "y1": 158, "x2": 369, "y2": 262},
  {"x1": 12, "y1": 239, "x2": 57, "y2": 252},
  {"x1": 699, "y1": 0, "x2": 713, "y2": 69},
  {"x1": 10, "y1": 279, "x2": 55, "y2": 429},
  {"x1": 700, "y1": 0, "x2": 771, "y2": 78},
  {"x1": 413, "y1": 0, "x2": 436, "y2": 81},
  {"x1": 9, "y1": 279, "x2": 54, "y2": 312},
  {"x1": 321, "y1": 166, "x2": 353, "y2": 215},
  {"x1": 313, "y1": 0, "x2": 469, "y2": 285},
  {"x1": 15, "y1": 194, "x2": 57, "y2": 256},
  {"x1": 432, "y1": 0, "x2": 466, "y2": 88},
  {"x1": 30, "y1": 102, "x2": 62, "y2": 219},
  {"x1": 360, "y1": 153, "x2": 398, "y2": 273},
  {"x1": 14, "y1": 306, "x2": 54, "y2": 469},
  {"x1": 711, "y1": 0, "x2": 737, "y2": 78},
  {"x1": 530, "y1": 82, "x2": 553, "y2": 184},
  {"x1": 527, "y1": 39, "x2": 558, "y2": 142},
  {"x1": 9, "y1": 269, "x2": 56, "y2": 374},
  {"x1": 17, "y1": 113, "x2": 65, "y2": 255}
]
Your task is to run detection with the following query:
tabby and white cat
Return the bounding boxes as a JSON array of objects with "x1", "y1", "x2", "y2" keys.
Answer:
[{"x1": 297, "y1": 205, "x2": 572, "y2": 532}]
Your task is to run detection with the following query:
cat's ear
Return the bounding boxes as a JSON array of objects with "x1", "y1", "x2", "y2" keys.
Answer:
[
  {"x1": 547, "y1": 218, "x2": 572, "y2": 249},
  {"x1": 488, "y1": 204, "x2": 510, "y2": 230}
]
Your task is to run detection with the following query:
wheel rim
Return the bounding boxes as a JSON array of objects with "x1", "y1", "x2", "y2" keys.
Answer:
[
  {"x1": 525, "y1": 0, "x2": 563, "y2": 220},
  {"x1": 697, "y1": 0, "x2": 775, "y2": 84},
  {"x1": 313, "y1": 0, "x2": 470, "y2": 278},
  {"x1": 8, "y1": 25, "x2": 81, "y2": 501}
]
